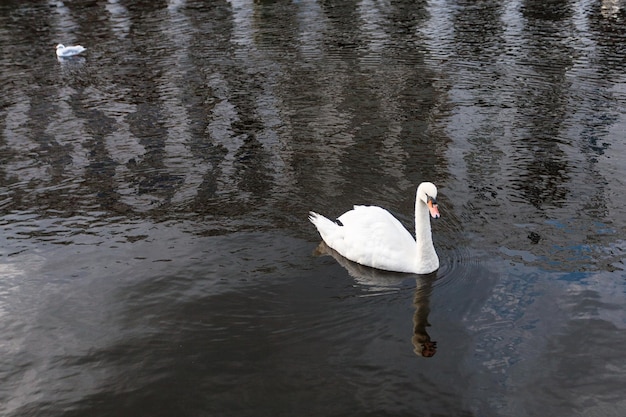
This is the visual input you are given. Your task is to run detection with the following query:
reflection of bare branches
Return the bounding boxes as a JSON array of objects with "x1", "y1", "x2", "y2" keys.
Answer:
[
  {"x1": 314, "y1": 241, "x2": 438, "y2": 357},
  {"x1": 601, "y1": 0, "x2": 621, "y2": 19}
]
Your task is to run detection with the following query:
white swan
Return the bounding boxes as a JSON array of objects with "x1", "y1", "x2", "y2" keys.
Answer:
[
  {"x1": 55, "y1": 44, "x2": 86, "y2": 57},
  {"x1": 309, "y1": 182, "x2": 440, "y2": 274}
]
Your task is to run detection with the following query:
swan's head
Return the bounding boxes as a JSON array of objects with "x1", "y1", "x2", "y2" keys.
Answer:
[
  {"x1": 417, "y1": 182, "x2": 440, "y2": 219},
  {"x1": 56, "y1": 44, "x2": 65, "y2": 50}
]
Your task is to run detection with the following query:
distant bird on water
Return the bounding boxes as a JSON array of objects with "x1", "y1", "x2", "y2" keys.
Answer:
[{"x1": 55, "y1": 43, "x2": 86, "y2": 57}]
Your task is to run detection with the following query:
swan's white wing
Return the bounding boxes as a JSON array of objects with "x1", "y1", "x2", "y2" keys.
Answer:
[
  {"x1": 332, "y1": 205, "x2": 417, "y2": 272},
  {"x1": 337, "y1": 206, "x2": 414, "y2": 247}
]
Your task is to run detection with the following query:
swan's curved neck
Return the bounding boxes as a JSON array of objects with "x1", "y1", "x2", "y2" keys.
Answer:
[{"x1": 414, "y1": 196, "x2": 437, "y2": 269}]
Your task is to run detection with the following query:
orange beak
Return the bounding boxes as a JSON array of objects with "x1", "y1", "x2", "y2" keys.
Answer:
[{"x1": 427, "y1": 198, "x2": 440, "y2": 219}]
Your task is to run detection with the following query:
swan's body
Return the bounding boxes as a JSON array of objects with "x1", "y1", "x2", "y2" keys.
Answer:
[
  {"x1": 55, "y1": 44, "x2": 86, "y2": 57},
  {"x1": 309, "y1": 182, "x2": 440, "y2": 274}
]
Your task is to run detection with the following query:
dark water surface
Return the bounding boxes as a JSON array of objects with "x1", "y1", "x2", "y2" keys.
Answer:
[{"x1": 1, "y1": 0, "x2": 626, "y2": 416}]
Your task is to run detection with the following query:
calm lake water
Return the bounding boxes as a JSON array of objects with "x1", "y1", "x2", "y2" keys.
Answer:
[{"x1": 1, "y1": 0, "x2": 626, "y2": 416}]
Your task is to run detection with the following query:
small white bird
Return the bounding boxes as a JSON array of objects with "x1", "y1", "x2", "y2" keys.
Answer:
[
  {"x1": 55, "y1": 43, "x2": 86, "y2": 57},
  {"x1": 310, "y1": 182, "x2": 441, "y2": 274}
]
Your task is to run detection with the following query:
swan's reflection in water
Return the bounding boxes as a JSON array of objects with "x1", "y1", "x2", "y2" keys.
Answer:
[
  {"x1": 314, "y1": 242, "x2": 438, "y2": 358},
  {"x1": 411, "y1": 275, "x2": 437, "y2": 357}
]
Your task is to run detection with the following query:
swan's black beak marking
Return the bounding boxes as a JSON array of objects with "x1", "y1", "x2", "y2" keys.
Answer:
[{"x1": 335, "y1": 219, "x2": 344, "y2": 226}]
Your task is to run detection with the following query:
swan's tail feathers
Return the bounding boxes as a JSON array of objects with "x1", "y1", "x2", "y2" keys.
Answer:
[{"x1": 309, "y1": 211, "x2": 341, "y2": 243}]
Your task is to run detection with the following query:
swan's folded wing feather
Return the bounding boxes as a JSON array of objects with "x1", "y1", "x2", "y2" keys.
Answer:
[
  {"x1": 334, "y1": 206, "x2": 416, "y2": 270},
  {"x1": 338, "y1": 206, "x2": 414, "y2": 246}
]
